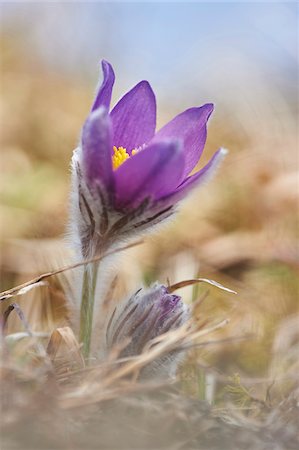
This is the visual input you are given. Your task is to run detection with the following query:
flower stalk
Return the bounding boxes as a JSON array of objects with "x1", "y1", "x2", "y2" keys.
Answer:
[{"x1": 79, "y1": 261, "x2": 99, "y2": 359}]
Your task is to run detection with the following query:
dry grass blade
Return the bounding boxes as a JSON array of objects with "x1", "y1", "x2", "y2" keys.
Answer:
[
  {"x1": 1, "y1": 281, "x2": 48, "y2": 301},
  {"x1": 168, "y1": 278, "x2": 237, "y2": 294},
  {"x1": 2, "y1": 302, "x2": 32, "y2": 334},
  {"x1": 2, "y1": 302, "x2": 49, "y2": 359},
  {"x1": 0, "y1": 240, "x2": 143, "y2": 302},
  {"x1": 47, "y1": 326, "x2": 85, "y2": 369},
  {"x1": 5, "y1": 331, "x2": 50, "y2": 343}
]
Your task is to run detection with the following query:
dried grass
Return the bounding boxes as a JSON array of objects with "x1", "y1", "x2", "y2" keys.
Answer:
[{"x1": 1, "y1": 269, "x2": 298, "y2": 449}]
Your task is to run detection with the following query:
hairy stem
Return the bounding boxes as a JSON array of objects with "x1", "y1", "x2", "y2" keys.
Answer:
[{"x1": 79, "y1": 261, "x2": 99, "y2": 360}]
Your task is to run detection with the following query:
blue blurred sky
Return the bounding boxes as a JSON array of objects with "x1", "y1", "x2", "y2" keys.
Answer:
[{"x1": 1, "y1": 2, "x2": 297, "y2": 111}]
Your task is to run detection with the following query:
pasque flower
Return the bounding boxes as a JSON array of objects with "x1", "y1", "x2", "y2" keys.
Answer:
[
  {"x1": 71, "y1": 60, "x2": 226, "y2": 259},
  {"x1": 106, "y1": 283, "x2": 190, "y2": 378},
  {"x1": 72, "y1": 61, "x2": 227, "y2": 360}
]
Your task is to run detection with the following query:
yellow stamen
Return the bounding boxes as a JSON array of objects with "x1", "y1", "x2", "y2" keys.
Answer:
[
  {"x1": 112, "y1": 146, "x2": 130, "y2": 170},
  {"x1": 112, "y1": 146, "x2": 140, "y2": 170}
]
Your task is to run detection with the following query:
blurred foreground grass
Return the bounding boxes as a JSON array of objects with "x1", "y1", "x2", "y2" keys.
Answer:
[{"x1": 1, "y1": 38, "x2": 298, "y2": 449}]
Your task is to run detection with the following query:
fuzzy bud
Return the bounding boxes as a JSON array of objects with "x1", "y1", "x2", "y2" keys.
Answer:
[{"x1": 106, "y1": 283, "x2": 190, "y2": 378}]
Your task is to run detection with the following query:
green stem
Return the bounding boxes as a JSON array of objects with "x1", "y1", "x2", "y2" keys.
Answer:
[{"x1": 79, "y1": 261, "x2": 99, "y2": 360}]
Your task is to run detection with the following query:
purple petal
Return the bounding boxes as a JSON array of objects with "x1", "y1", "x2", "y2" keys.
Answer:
[
  {"x1": 91, "y1": 60, "x2": 115, "y2": 111},
  {"x1": 114, "y1": 140, "x2": 184, "y2": 210},
  {"x1": 82, "y1": 107, "x2": 114, "y2": 192},
  {"x1": 159, "y1": 294, "x2": 181, "y2": 318},
  {"x1": 152, "y1": 104, "x2": 214, "y2": 181},
  {"x1": 156, "y1": 148, "x2": 227, "y2": 210},
  {"x1": 110, "y1": 80, "x2": 156, "y2": 153}
]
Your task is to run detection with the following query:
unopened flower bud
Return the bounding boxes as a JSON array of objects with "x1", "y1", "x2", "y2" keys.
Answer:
[{"x1": 106, "y1": 283, "x2": 190, "y2": 378}]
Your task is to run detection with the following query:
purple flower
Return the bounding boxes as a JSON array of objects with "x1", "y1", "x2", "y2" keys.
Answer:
[
  {"x1": 105, "y1": 283, "x2": 190, "y2": 378},
  {"x1": 71, "y1": 61, "x2": 226, "y2": 258}
]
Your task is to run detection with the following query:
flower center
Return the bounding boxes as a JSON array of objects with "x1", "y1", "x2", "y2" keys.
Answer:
[{"x1": 112, "y1": 146, "x2": 138, "y2": 170}]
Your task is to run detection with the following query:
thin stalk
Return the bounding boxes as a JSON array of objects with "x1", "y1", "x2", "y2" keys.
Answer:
[{"x1": 79, "y1": 261, "x2": 99, "y2": 360}]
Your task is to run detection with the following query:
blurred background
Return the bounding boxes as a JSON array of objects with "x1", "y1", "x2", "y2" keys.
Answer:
[{"x1": 0, "y1": 1, "x2": 298, "y2": 393}]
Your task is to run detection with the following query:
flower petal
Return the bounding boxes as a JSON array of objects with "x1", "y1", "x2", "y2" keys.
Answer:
[
  {"x1": 114, "y1": 140, "x2": 184, "y2": 210},
  {"x1": 82, "y1": 107, "x2": 114, "y2": 192},
  {"x1": 91, "y1": 60, "x2": 115, "y2": 111},
  {"x1": 110, "y1": 80, "x2": 156, "y2": 152},
  {"x1": 156, "y1": 148, "x2": 227, "y2": 210},
  {"x1": 152, "y1": 104, "x2": 214, "y2": 180}
]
